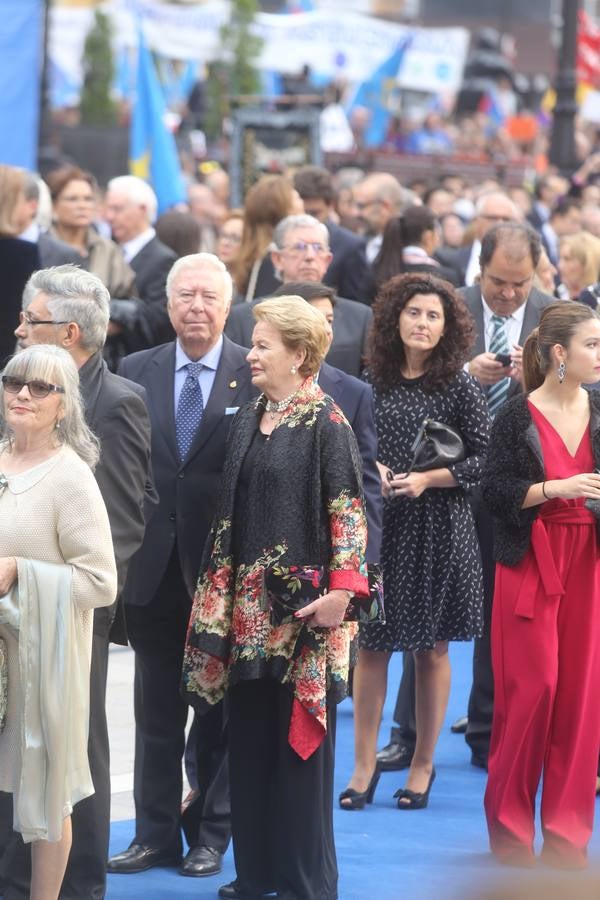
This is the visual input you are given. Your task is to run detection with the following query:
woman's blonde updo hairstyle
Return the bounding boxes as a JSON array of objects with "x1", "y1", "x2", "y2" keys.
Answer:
[{"x1": 252, "y1": 295, "x2": 330, "y2": 377}]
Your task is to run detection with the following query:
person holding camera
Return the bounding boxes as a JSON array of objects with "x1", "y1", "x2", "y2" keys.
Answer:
[{"x1": 340, "y1": 273, "x2": 490, "y2": 812}]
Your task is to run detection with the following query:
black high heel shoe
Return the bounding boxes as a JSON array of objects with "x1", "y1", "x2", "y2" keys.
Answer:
[
  {"x1": 338, "y1": 769, "x2": 381, "y2": 810},
  {"x1": 393, "y1": 767, "x2": 436, "y2": 810}
]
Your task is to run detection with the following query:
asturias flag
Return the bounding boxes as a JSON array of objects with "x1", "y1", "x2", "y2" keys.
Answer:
[
  {"x1": 130, "y1": 29, "x2": 185, "y2": 214},
  {"x1": 348, "y1": 35, "x2": 413, "y2": 148}
]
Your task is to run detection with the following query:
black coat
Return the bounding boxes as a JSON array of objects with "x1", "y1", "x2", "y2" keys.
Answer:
[
  {"x1": 129, "y1": 235, "x2": 177, "y2": 345},
  {"x1": 0, "y1": 237, "x2": 39, "y2": 365},
  {"x1": 325, "y1": 221, "x2": 373, "y2": 304},
  {"x1": 119, "y1": 336, "x2": 256, "y2": 603},
  {"x1": 481, "y1": 391, "x2": 600, "y2": 567},
  {"x1": 78, "y1": 351, "x2": 154, "y2": 641},
  {"x1": 225, "y1": 294, "x2": 372, "y2": 378}
]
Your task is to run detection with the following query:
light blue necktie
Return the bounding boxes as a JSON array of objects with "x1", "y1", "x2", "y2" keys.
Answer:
[
  {"x1": 487, "y1": 315, "x2": 511, "y2": 418},
  {"x1": 176, "y1": 362, "x2": 204, "y2": 460}
]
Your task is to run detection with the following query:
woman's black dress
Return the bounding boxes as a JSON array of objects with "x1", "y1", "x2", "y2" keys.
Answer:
[{"x1": 361, "y1": 370, "x2": 490, "y2": 652}]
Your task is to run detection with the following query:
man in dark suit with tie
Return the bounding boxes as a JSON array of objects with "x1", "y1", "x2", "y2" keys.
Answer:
[
  {"x1": 1, "y1": 265, "x2": 153, "y2": 900},
  {"x1": 461, "y1": 223, "x2": 554, "y2": 767},
  {"x1": 225, "y1": 214, "x2": 372, "y2": 378},
  {"x1": 109, "y1": 253, "x2": 255, "y2": 879},
  {"x1": 104, "y1": 176, "x2": 177, "y2": 347},
  {"x1": 293, "y1": 166, "x2": 373, "y2": 304}
]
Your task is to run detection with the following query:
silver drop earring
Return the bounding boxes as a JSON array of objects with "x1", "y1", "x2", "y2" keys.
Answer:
[{"x1": 558, "y1": 361, "x2": 566, "y2": 384}]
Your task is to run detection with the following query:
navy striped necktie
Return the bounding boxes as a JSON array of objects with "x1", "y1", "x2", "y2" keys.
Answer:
[{"x1": 487, "y1": 315, "x2": 510, "y2": 417}]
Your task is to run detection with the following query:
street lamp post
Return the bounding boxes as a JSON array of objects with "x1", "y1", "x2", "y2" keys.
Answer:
[{"x1": 549, "y1": 0, "x2": 580, "y2": 175}]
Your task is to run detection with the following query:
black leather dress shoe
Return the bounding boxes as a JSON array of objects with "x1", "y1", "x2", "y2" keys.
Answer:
[
  {"x1": 107, "y1": 842, "x2": 182, "y2": 873},
  {"x1": 180, "y1": 845, "x2": 223, "y2": 877},
  {"x1": 451, "y1": 715, "x2": 469, "y2": 734},
  {"x1": 375, "y1": 742, "x2": 413, "y2": 771},
  {"x1": 218, "y1": 879, "x2": 277, "y2": 899}
]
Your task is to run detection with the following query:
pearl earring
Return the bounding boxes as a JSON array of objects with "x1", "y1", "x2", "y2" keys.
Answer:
[{"x1": 290, "y1": 365, "x2": 297, "y2": 374}]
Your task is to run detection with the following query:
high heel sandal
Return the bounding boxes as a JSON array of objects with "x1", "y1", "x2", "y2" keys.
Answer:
[
  {"x1": 338, "y1": 769, "x2": 381, "y2": 810},
  {"x1": 393, "y1": 767, "x2": 436, "y2": 810}
]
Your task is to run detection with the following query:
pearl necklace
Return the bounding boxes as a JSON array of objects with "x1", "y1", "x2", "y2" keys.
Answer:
[{"x1": 265, "y1": 388, "x2": 299, "y2": 420}]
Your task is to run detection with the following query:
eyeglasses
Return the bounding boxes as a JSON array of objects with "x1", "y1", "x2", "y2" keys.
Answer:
[
  {"x1": 19, "y1": 311, "x2": 69, "y2": 326},
  {"x1": 2, "y1": 376, "x2": 65, "y2": 398},
  {"x1": 279, "y1": 241, "x2": 329, "y2": 257}
]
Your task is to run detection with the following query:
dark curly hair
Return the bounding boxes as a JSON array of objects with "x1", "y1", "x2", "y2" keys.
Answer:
[{"x1": 368, "y1": 273, "x2": 475, "y2": 392}]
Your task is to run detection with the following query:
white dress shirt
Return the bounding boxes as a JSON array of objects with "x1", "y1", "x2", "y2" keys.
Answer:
[
  {"x1": 481, "y1": 296, "x2": 527, "y2": 351},
  {"x1": 121, "y1": 227, "x2": 156, "y2": 264}
]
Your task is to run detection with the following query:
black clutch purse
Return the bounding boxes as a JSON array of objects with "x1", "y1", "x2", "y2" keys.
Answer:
[{"x1": 405, "y1": 418, "x2": 465, "y2": 474}]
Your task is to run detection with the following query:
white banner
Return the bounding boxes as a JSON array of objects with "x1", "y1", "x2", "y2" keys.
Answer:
[{"x1": 50, "y1": 0, "x2": 469, "y2": 101}]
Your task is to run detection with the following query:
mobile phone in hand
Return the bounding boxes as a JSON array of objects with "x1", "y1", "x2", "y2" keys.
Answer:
[{"x1": 494, "y1": 352, "x2": 512, "y2": 367}]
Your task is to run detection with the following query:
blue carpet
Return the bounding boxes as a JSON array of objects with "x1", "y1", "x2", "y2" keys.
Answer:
[{"x1": 107, "y1": 643, "x2": 600, "y2": 899}]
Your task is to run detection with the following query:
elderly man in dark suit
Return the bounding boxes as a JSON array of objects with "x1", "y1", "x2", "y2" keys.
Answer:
[
  {"x1": 377, "y1": 222, "x2": 555, "y2": 774},
  {"x1": 109, "y1": 253, "x2": 255, "y2": 879},
  {"x1": 1, "y1": 265, "x2": 153, "y2": 900},
  {"x1": 293, "y1": 166, "x2": 373, "y2": 304},
  {"x1": 225, "y1": 214, "x2": 372, "y2": 378},
  {"x1": 104, "y1": 175, "x2": 177, "y2": 347}
]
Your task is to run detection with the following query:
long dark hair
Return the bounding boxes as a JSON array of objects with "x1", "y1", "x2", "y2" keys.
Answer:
[
  {"x1": 372, "y1": 206, "x2": 437, "y2": 286},
  {"x1": 368, "y1": 273, "x2": 475, "y2": 392},
  {"x1": 522, "y1": 301, "x2": 600, "y2": 391}
]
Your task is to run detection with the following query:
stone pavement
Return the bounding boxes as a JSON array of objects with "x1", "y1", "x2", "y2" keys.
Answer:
[{"x1": 106, "y1": 645, "x2": 193, "y2": 824}]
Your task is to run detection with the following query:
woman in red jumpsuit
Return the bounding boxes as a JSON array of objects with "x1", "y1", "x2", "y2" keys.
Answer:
[{"x1": 482, "y1": 301, "x2": 600, "y2": 868}]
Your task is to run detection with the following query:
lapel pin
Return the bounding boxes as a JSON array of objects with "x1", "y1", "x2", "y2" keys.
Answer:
[{"x1": 229, "y1": 380, "x2": 237, "y2": 389}]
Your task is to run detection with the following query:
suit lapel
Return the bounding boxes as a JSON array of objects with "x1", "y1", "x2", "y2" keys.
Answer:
[
  {"x1": 149, "y1": 343, "x2": 178, "y2": 463},
  {"x1": 466, "y1": 288, "x2": 486, "y2": 356},
  {"x1": 184, "y1": 339, "x2": 249, "y2": 466},
  {"x1": 318, "y1": 362, "x2": 343, "y2": 404}
]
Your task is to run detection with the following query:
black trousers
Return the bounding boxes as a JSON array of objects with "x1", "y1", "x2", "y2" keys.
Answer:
[
  {"x1": 465, "y1": 499, "x2": 496, "y2": 762},
  {"x1": 389, "y1": 652, "x2": 417, "y2": 749},
  {"x1": 126, "y1": 549, "x2": 230, "y2": 855},
  {"x1": 228, "y1": 680, "x2": 337, "y2": 900},
  {"x1": 0, "y1": 612, "x2": 112, "y2": 900}
]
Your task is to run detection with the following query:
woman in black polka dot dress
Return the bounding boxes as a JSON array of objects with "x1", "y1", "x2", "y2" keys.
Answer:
[{"x1": 340, "y1": 273, "x2": 491, "y2": 812}]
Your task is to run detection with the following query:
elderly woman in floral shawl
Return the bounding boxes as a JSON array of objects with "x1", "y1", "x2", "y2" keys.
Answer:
[{"x1": 183, "y1": 295, "x2": 378, "y2": 900}]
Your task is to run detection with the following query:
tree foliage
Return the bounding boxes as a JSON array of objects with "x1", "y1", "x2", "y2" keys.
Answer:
[
  {"x1": 205, "y1": 0, "x2": 263, "y2": 139},
  {"x1": 80, "y1": 11, "x2": 118, "y2": 126}
]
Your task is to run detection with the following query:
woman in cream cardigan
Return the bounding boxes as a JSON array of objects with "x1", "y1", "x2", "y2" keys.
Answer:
[{"x1": 0, "y1": 344, "x2": 116, "y2": 900}]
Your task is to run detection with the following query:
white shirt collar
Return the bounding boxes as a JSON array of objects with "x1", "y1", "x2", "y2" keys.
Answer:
[
  {"x1": 121, "y1": 227, "x2": 156, "y2": 263},
  {"x1": 465, "y1": 239, "x2": 481, "y2": 287},
  {"x1": 175, "y1": 335, "x2": 223, "y2": 373},
  {"x1": 481, "y1": 295, "x2": 527, "y2": 333},
  {"x1": 19, "y1": 223, "x2": 40, "y2": 243}
]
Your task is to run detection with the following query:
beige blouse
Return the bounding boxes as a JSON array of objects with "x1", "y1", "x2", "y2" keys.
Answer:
[{"x1": 0, "y1": 447, "x2": 116, "y2": 816}]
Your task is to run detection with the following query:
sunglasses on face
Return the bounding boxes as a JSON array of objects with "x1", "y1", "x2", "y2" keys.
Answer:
[{"x1": 2, "y1": 376, "x2": 65, "y2": 399}]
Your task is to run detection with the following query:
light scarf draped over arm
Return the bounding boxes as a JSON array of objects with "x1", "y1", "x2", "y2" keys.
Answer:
[{"x1": 0, "y1": 559, "x2": 94, "y2": 843}]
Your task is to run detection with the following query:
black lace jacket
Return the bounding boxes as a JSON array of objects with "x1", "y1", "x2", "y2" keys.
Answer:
[{"x1": 481, "y1": 391, "x2": 600, "y2": 566}]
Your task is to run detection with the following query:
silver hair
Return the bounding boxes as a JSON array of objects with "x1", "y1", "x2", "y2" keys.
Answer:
[
  {"x1": 22, "y1": 266, "x2": 110, "y2": 352},
  {"x1": 272, "y1": 214, "x2": 329, "y2": 250},
  {"x1": 0, "y1": 344, "x2": 100, "y2": 469},
  {"x1": 475, "y1": 190, "x2": 519, "y2": 218},
  {"x1": 107, "y1": 175, "x2": 158, "y2": 224},
  {"x1": 166, "y1": 253, "x2": 233, "y2": 308}
]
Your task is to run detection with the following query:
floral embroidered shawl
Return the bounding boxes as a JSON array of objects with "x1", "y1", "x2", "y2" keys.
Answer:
[{"x1": 183, "y1": 378, "x2": 372, "y2": 758}]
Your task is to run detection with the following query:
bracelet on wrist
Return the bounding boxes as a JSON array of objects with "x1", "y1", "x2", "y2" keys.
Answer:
[{"x1": 542, "y1": 481, "x2": 551, "y2": 500}]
